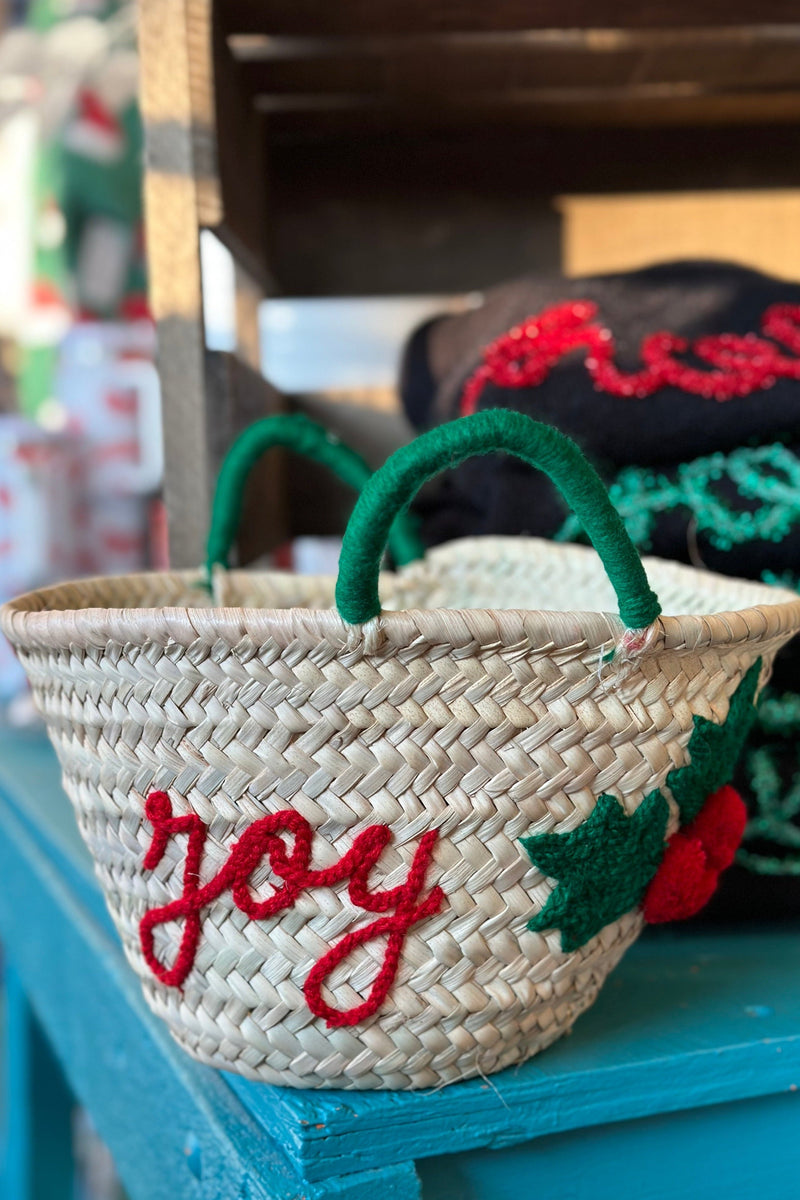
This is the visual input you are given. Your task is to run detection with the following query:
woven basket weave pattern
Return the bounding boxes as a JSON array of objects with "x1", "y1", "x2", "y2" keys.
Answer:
[{"x1": 5, "y1": 541, "x2": 797, "y2": 1089}]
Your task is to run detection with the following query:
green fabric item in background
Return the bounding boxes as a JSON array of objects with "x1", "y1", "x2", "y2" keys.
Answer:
[
  {"x1": 19, "y1": 1, "x2": 145, "y2": 416},
  {"x1": 206, "y1": 413, "x2": 424, "y2": 577}
]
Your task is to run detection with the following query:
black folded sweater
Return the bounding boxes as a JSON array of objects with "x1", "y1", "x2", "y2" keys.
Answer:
[{"x1": 400, "y1": 260, "x2": 800, "y2": 922}]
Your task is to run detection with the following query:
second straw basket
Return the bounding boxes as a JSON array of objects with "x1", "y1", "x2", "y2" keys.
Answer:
[{"x1": 4, "y1": 410, "x2": 800, "y2": 1091}]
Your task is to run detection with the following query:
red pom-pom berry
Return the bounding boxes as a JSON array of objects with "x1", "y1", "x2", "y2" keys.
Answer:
[
  {"x1": 642, "y1": 833, "x2": 718, "y2": 923},
  {"x1": 687, "y1": 784, "x2": 747, "y2": 872},
  {"x1": 643, "y1": 786, "x2": 747, "y2": 924}
]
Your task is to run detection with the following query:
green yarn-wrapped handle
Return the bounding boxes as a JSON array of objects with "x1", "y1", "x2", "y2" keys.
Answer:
[
  {"x1": 206, "y1": 413, "x2": 424, "y2": 577},
  {"x1": 335, "y1": 410, "x2": 662, "y2": 628}
]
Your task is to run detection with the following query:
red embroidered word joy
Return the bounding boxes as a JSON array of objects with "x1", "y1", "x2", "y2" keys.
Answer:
[
  {"x1": 139, "y1": 791, "x2": 445, "y2": 1027},
  {"x1": 460, "y1": 300, "x2": 800, "y2": 414}
]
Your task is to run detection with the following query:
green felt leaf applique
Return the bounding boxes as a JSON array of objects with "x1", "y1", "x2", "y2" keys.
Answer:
[
  {"x1": 521, "y1": 659, "x2": 764, "y2": 952},
  {"x1": 522, "y1": 790, "x2": 670, "y2": 953},
  {"x1": 666, "y1": 659, "x2": 762, "y2": 825}
]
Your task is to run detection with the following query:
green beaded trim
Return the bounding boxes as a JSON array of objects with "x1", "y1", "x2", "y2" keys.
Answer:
[
  {"x1": 556, "y1": 442, "x2": 800, "y2": 552},
  {"x1": 741, "y1": 576, "x2": 800, "y2": 876},
  {"x1": 740, "y1": 649, "x2": 800, "y2": 877},
  {"x1": 739, "y1": 744, "x2": 800, "y2": 876}
]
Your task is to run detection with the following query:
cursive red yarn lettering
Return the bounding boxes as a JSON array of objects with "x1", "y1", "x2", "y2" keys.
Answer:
[
  {"x1": 460, "y1": 300, "x2": 800, "y2": 414},
  {"x1": 139, "y1": 792, "x2": 445, "y2": 1027}
]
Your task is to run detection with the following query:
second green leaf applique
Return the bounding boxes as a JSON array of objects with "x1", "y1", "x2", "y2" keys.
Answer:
[
  {"x1": 665, "y1": 660, "x2": 761, "y2": 824},
  {"x1": 522, "y1": 660, "x2": 762, "y2": 952},
  {"x1": 522, "y1": 790, "x2": 669, "y2": 953}
]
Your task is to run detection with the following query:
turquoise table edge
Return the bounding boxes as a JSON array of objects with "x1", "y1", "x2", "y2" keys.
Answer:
[{"x1": 0, "y1": 731, "x2": 799, "y2": 1198}]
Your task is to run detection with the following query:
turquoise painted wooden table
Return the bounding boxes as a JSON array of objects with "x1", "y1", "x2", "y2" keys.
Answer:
[{"x1": 0, "y1": 730, "x2": 798, "y2": 1200}]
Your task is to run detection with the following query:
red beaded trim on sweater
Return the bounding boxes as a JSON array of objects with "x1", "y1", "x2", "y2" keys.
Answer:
[
  {"x1": 460, "y1": 300, "x2": 800, "y2": 415},
  {"x1": 139, "y1": 792, "x2": 444, "y2": 1028}
]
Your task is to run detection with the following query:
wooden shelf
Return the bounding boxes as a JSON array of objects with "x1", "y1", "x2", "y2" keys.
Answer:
[
  {"x1": 137, "y1": 1, "x2": 800, "y2": 564},
  {"x1": 220, "y1": 1, "x2": 800, "y2": 38}
]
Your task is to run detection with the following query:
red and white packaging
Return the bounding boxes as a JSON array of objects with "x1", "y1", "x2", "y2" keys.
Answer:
[
  {"x1": 40, "y1": 322, "x2": 164, "y2": 582},
  {"x1": 75, "y1": 494, "x2": 150, "y2": 578},
  {"x1": 0, "y1": 417, "x2": 84, "y2": 596},
  {"x1": 54, "y1": 322, "x2": 162, "y2": 497},
  {"x1": 63, "y1": 87, "x2": 125, "y2": 163},
  {"x1": 0, "y1": 418, "x2": 85, "y2": 702}
]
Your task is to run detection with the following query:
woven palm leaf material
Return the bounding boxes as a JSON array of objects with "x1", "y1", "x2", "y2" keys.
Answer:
[
  {"x1": 4, "y1": 413, "x2": 800, "y2": 1089},
  {"x1": 4, "y1": 552, "x2": 798, "y2": 1088}
]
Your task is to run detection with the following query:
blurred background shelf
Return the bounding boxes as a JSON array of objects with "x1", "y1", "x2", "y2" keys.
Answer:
[{"x1": 137, "y1": 0, "x2": 800, "y2": 565}]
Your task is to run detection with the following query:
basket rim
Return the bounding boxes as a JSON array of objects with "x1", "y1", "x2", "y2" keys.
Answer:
[{"x1": 3, "y1": 559, "x2": 800, "y2": 657}]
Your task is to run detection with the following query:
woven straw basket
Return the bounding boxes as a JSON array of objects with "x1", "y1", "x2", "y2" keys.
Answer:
[{"x1": 4, "y1": 411, "x2": 800, "y2": 1091}]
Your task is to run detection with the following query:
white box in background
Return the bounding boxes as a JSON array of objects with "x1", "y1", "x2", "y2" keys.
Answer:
[
  {"x1": 53, "y1": 323, "x2": 162, "y2": 496},
  {"x1": 0, "y1": 416, "x2": 83, "y2": 595},
  {"x1": 0, "y1": 418, "x2": 84, "y2": 703}
]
